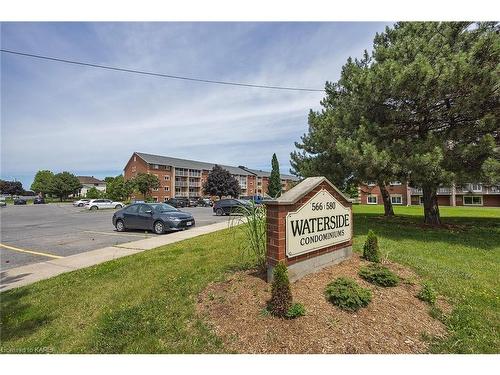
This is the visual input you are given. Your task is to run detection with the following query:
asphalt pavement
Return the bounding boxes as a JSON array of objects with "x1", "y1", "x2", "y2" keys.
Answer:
[{"x1": 0, "y1": 203, "x2": 230, "y2": 270}]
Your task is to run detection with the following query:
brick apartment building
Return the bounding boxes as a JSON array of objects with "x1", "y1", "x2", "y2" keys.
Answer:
[
  {"x1": 358, "y1": 182, "x2": 500, "y2": 207},
  {"x1": 123, "y1": 152, "x2": 299, "y2": 202}
]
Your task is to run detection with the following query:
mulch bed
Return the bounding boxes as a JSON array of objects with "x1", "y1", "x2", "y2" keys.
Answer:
[{"x1": 196, "y1": 254, "x2": 449, "y2": 354}]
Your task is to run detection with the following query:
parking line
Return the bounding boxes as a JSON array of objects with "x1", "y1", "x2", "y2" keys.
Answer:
[
  {"x1": 0, "y1": 243, "x2": 63, "y2": 259},
  {"x1": 83, "y1": 230, "x2": 153, "y2": 238}
]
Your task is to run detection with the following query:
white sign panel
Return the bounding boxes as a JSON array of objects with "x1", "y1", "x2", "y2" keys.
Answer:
[{"x1": 286, "y1": 189, "x2": 352, "y2": 258}]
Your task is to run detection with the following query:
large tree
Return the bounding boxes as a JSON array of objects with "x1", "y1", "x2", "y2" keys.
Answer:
[
  {"x1": 267, "y1": 153, "x2": 282, "y2": 198},
  {"x1": 291, "y1": 110, "x2": 355, "y2": 193},
  {"x1": 291, "y1": 56, "x2": 400, "y2": 215},
  {"x1": 202, "y1": 165, "x2": 241, "y2": 199},
  {"x1": 0, "y1": 180, "x2": 25, "y2": 196},
  {"x1": 132, "y1": 173, "x2": 160, "y2": 199},
  {"x1": 50, "y1": 172, "x2": 82, "y2": 201},
  {"x1": 293, "y1": 22, "x2": 499, "y2": 224},
  {"x1": 106, "y1": 175, "x2": 134, "y2": 201},
  {"x1": 367, "y1": 22, "x2": 499, "y2": 224},
  {"x1": 31, "y1": 170, "x2": 54, "y2": 197}
]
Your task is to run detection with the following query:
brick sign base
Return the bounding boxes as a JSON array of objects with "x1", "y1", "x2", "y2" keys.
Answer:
[{"x1": 264, "y1": 177, "x2": 353, "y2": 282}]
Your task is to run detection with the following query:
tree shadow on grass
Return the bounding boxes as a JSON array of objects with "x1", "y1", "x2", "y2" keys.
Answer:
[
  {"x1": 353, "y1": 212, "x2": 500, "y2": 251},
  {"x1": 0, "y1": 285, "x2": 55, "y2": 342}
]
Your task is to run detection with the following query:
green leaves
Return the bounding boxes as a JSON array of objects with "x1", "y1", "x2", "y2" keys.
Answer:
[
  {"x1": 267, "y1": 153, "x2": 282, "y2": 198},
  {"x1": 30, "y1": 170, "x2": 55, "y2": 195},
  {"x1": 131, "y1": 173, "x2": 160, "y2": 199},
  {"x1": 50, "y1": 172, "x2": 82, "y2": 200},
  {"x1": 202, "y1": 165, "x2": 241, "y2": 199}
]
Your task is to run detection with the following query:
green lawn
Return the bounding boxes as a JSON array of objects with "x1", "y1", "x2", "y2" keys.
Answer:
[{"x1": 1, "y1": 205, "x2": 499, "y2": 353}]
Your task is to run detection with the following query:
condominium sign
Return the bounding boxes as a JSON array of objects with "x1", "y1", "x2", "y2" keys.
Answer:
[
  {"x1": 286, "y1": 189, "x2": 352, "y2": 257},
  {"x1": 265, "y1": 177, "x2": 353, "y2": 282}
]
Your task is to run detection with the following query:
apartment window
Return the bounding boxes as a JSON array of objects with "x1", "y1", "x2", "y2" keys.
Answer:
[
  {"x1": 152, "y1": 187, "x2": 159, "y2": 192},
  {"x1": 164, "y1": 175, "x2": 170, "y2": 181},
  {"x1": 164, "y1": 187, "x2": 170, "y2": 192},
  {"x1": 152, "y1": 197, "x2": 158, "y2": 202},
  {"x1": 391, "y1": 194, "x2": 403, "y2": 205},
  {"x1": 131, "y1": 166, "x2": 136, "y2": 173},
  {"x1": 419, "y1": 196, "x2": 424, "y2": 205},
  {"x1": 153, "y1": 164, "x2": 159, "y2": 169},
  {"x1": 133, "y1": 156, "x2": 136, "y2": 162},
  {"x1": 390, "y1": 181, "x2": 402, "y2": 186},
  {"x1": 367, "y1": 195, "x2": 378, "y2": 204},
  {"x1": 367, "y1": 181, "x2": 376, "y2": 187},
  {"x1": 470, "y1": 184, "x2": 482, "y2": 192},
  {"x1": 464, "y1": 196, "x2": 483, "y2": 206}
]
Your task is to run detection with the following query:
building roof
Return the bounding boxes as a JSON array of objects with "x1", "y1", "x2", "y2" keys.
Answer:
[
  {"x1": 77, "y1": 176, "x2": 106, "y2": 185},
  {"x1": 240, "y1": 167, "x2": 299, "y2": 181},
  {"x1": 264, "y1": 176, "x2": 351, "y2": 205},
  {"x1": 134, "y1": 152, "x2": 299, "y2": 180}
]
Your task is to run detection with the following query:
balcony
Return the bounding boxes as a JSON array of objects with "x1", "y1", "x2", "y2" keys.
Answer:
[
  {"x1": 175, "y1": 181, "x2": 188, "y2": 187},
  {"x1": 175, "y1": 169, "x2": 189, "y2": 177},
  {"x1": 189, "y1": 182, "x2": 201, "y2": 187},
  {"x1": 175, "y1": 192, "x2": 189, "y2": 197},
  {"x1": 437, "y1": 187, "x2": 451, "y2": 194},
  {"x1": 189, "y1": 170, "x2": 201, "y2": 177}
]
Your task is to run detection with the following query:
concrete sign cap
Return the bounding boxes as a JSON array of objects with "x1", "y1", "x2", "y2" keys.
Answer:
[{"x1": 263, "y1": 177, "x2": 352, "y2": 205}]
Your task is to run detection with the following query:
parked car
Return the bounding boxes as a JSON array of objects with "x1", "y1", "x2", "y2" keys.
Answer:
[
  {"x1": 188, "y1": 198, "x2": 198, "y2": 207},
  {"x1": 112, "y1": 203, "x2": 195, "y2": 234},
  {"x1": 73, "y1": 198, "x2": 90, "y2": 207},
  {"x1": 197, "y1": 198, "x2": 213, "y2": 207},
  {"x1": 86, "y1": 199, "x2": 124, "y2": 210},
  {"x1": 33, "y1": 196, "x2": 46, "y2": 204},
  {"x1": 240, "y1": 195, "x2": 264, "y2": 204},
  {"x1": 213, "y1": 199, "x2": 252, "y2": 216},
  {"x1": 165, "y1": 197, "x2": 189, "y2": 208},
  {"x1": 13, "y1": 197, "x2": 27, "y2": 205}
]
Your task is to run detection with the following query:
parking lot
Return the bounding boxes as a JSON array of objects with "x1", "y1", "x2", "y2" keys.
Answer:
[{"x1": 0, "y1": 203, "x2": 231, "y2": 270}]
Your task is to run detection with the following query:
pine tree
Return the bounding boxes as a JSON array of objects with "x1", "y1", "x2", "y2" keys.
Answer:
[
  {"x1": 267, "y1": 154, "x2": 282, "y2": 198},
  {"x1": 292, "y1": 22, "x2": 499, "y2": 224}
]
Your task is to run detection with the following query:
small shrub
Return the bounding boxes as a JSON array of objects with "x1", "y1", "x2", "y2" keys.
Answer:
[
  {"x1": 268, "y1": 262, "x2": 292, "y2": 317},
  {"x1": 363, "y1": 230, "x2": 381, "y2": 262},
  {"x1": 324, "y1": 277, "x2": 372, "y2": 311},
  {"x1": 359, "y1": 264, "x2": 399, "y2": 287},
  {"x1": 286, "y1": 303, "x2": 306, "y2": 319},
  {"x1": 418, "y1": 282, "x2": 437, "y2": 305},
  {"x1": 259, "y1": 307, "x2": 271, "y2": 317}
]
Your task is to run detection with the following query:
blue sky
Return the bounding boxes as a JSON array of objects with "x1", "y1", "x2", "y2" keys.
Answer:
[{"x1": 1, "y1": 22, "x2": 389, "y2": 189}]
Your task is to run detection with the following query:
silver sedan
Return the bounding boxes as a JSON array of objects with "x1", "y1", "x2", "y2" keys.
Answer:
[{"x1": 85, "y1": 199, "x2": 124, "y2": 210}]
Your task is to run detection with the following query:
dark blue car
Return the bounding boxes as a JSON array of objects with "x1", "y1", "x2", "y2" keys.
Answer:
[{"x1": 112, "y1": 203, "x2": 195, "y2": 234}]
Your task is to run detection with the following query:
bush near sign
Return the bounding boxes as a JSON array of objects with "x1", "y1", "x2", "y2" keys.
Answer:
[{"x1": 264, "y1": 177, "x2": 353, "y2": 282}]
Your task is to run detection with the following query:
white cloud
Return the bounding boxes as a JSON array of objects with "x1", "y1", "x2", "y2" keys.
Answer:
[{"x1": 1, "y1": 22, "x2": 389, "y2": 188}]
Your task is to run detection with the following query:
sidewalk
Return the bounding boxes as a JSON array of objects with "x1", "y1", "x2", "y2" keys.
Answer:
[{"x1": 0, "y1": 220, "x2": 233, "y2": 292}]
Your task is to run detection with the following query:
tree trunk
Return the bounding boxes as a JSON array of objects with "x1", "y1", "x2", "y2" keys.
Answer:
[
  {"x1": 378, "y1": 183, "x2": 395, "y2": 216},
  {"x1": 422, "y1": 185, "x2": 441, "y2": 225}
]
